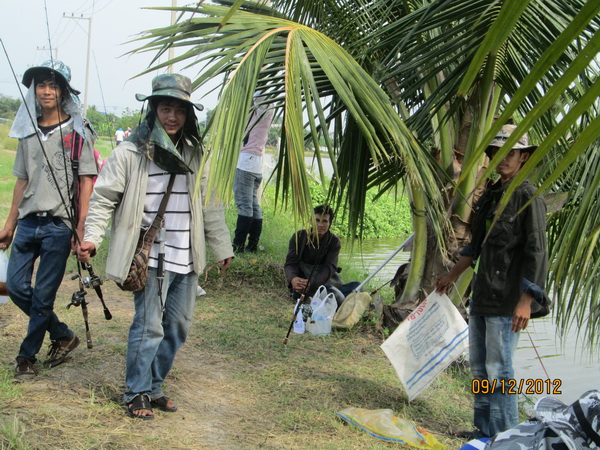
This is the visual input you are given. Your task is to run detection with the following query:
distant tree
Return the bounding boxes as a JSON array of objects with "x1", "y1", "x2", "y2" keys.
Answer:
[
  {"x1": 117, "y1": 107, "x2": 143, "y2": 131},
  {"x1": 267, "y1": 114, "x2": 282, "y2": 147},
  {"x1": 86, "y1": 105, "x2": 118, "y2": 137},
  {"x1": 0, "y1": 95, "x2": 21, "y2": 120}
]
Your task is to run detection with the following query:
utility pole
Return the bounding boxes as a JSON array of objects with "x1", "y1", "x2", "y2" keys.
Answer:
[
  {"x1": 168, "y1": 0, "x2": 177, "y2": 74},
  {"x1": 36, "y1": 46, "x2": 59, "y2": 60},
  {"x1": 63, "y1": 12, "x2": 92, "y2": 118}
]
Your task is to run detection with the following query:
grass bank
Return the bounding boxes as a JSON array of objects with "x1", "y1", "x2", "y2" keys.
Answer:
[
  {"x1": 0, "y1": 133, "x2": 474, "y2": 449},
  {"x1": 0, "y1": 249, "x2": 473, "y2": 449}
]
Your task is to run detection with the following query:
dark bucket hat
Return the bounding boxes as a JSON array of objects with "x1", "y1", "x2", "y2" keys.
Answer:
[
  {"x1": 22, "y1": 59, "x2": 81, "y2": 95},
  {"x1": 485, "y1": 124, "x2": 537, "y2": 158},
  {"x1": 135, "y1": 74, "x2": 203, "y2": 111}
]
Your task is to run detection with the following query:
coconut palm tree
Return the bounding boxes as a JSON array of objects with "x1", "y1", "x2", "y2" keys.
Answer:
[{"x1": 133, "y1": 0, "x2": 600, "y2": 343}]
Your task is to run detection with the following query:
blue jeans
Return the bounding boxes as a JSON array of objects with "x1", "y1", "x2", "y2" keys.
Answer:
[
  {"x1": 124, "y1": 268, "x2": 197, "y2": 403},
  {"x1": 7, "y1": 215, "x2": 74, "y2": 362},
  {"x1": 234, "y1": 168, "x2": 262, "y2": 219},
  {"x1": 469, "y1": 315, "x2": 520, "y2": 437}
]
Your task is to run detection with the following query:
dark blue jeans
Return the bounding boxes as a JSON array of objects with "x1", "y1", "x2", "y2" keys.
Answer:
[{"x1": 7, "y1": 215, "x2": 74, "y2": 362}]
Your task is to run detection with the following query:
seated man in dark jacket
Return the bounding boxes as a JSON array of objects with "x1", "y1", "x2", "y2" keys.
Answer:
[{"x1": 284, "y1": 205, "x2": 359, "y2": 305}]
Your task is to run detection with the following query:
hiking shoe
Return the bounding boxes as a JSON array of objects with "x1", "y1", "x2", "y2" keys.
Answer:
[
  {"x1": 44, "y1": 335, "x2": 80, "y2": 368},
  {"x1": 15, "y1": 358, "x2": 36, "y2": 380}
]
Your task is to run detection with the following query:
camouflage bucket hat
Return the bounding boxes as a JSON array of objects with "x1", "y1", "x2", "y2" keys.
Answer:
[
  {"x1": 135, "y1": 74, "x2": 203, "y2": 111},
  {"x1": 486, "y1": 124, "x2": 537, "y2": 157},
  {"x1": 535, "y1": 390, "x2": 600, "y2": 447},
  {"x1": 22, "y1": 59, "x2": 81, "y2": 95}
]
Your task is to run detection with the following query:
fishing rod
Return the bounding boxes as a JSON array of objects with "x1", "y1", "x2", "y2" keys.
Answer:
[{"x1": 40, "y1": 2, "x2": 112, "y2": 332}]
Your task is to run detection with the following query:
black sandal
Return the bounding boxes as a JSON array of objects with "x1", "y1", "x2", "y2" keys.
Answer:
[
  {"x1": 151, "y1": 396, "x2": 178, "y2": 412},
  {"x1": 126, "y1": 393, "x2": 154, "y2": 420}
]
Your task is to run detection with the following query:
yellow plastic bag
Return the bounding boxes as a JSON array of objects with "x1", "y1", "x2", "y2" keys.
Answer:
[
  {"x1": 337, "y1": 407, "x2": 445, "y2": 449},
  {"x1": 332, "y1": 292, "x2": 371, "y2": 329}
]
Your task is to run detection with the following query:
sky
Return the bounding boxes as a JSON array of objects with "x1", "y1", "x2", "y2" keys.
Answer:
[{"x1": 0, "y1": 0, "x2": 220, "y2": 118}]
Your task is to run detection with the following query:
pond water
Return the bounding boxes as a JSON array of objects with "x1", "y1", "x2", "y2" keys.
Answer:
[
  {"x1": 339, "y1": 237, "x2": 599, "y2": 407},
  {"x1": 338, "y1": 236, "x2": 411, "y2": 286}
]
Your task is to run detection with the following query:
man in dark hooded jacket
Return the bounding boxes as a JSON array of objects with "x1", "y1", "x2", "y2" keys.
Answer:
[{"x1": 436, "y1": 124, "x2": 549, "y2": 438}]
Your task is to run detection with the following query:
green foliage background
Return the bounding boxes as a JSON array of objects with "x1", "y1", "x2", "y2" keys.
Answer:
[{"x1": 298, "y1": 178, "x2": 412, "y2": 239}]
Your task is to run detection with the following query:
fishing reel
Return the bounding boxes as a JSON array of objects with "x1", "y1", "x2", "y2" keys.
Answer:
[
  {"x1": 301, "y1": 304, "x2": 313, "y2": 322},
  {"x1": 80, "y1": 263, "x2": 104, "y2": 290},
  {"x1": 67, "y1": 276, "x2": 88, "y2": 309}
]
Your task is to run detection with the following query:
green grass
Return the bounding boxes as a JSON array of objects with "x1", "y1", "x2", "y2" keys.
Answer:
[
  {"x1": 0, "y1": 126, "x2": 474, "y2": 448},
  {"x1": 93, "y1": 137, "x2": 114, "y2": 160},
  {"x1": 0, "y1": 124, "x2": 17, "y2": 224},
  {"x1": 0, "y1": 123, "x2": 17, "y2": 155}
]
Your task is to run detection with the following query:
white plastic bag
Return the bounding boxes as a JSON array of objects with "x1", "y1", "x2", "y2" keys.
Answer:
[
  {"x1": 0, "y1": 250, "x2": 9, "y2": 304},
  {"x1": 310, "y1": 285, "x2": 328, "y2": 308},
  {"x1": 306, "y1": 287, "x2": 337, "y2": 335}
]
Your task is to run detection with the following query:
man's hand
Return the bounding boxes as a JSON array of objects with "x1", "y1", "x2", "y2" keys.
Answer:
[
  {"x1": 512, "y1": 292, "x2": 533, "y2": 332},
  {"x1": 220, "y1": 257, "x2": 233, "y2": 270},
  {"x1": 435, "y1": 272, "x2": 455, "y2": 295},
  {"x1": 291, "y1": 276, "x2": 308, "y2": 293},
  {"x1": 434, "y1": 255, "x2": 473, "y2": 295},
  {"x1": 0, "y1": 228, "x2": 14, "y2": 251},
  {"x1": 219, "y1": 257, "x2": 233, "y2": 277},
  {"x1": 77, "y1": 241, "x2": 96, "y2": 263}
]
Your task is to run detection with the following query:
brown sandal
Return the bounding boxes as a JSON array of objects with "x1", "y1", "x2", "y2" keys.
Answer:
[
  {"x1": 150, "y1": 396, "x2": 178, "y2": 412},
  {"x1": 126, "y1": 394, "x2": 154, "y2": 420}
]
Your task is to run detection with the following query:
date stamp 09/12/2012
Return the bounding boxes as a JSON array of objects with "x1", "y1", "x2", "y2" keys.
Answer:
[{"x1": 471, "y1": 378, "x2": 562, "y2": 395}]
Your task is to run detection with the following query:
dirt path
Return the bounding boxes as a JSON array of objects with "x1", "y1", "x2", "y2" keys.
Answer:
[{"x1": 1, "y1": 280, "x2": 260, "y2": 449}]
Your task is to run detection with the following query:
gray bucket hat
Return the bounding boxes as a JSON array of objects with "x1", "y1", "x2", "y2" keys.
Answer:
[
  {"x1": 22, "y1": 59, "x2": 81, "y2": 95},
  {"x1": 486, "y1": 124, "x2": 537, "y2": 157},
  {"x1": 135, "y1": 74, "x2": 203, "y2": 111}
]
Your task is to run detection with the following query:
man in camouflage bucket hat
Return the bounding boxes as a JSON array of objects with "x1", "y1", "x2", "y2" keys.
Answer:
[
  {"x1": 436, "y1": 123, "x2": 550, "y2": 438},
  {"x1": 78, "y1": 73, "x2": 233, "y2": 420}
]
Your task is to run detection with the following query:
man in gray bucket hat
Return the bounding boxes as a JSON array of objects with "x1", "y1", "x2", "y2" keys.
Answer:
[
  {"x1": 436, "y1": 123, "x2": 550, "y2": 438},
  {"x1": 78, "y1": 73, "x2": 233, "y2": 420},
  {"x1": 1, "y1": 59, "x2": 98, "y2": 379}
]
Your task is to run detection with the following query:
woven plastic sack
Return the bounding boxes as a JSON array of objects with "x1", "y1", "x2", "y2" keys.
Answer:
[
  {"x1": 381, "y1": 292, "x2": 468, "y2": 401},
  {"x1": 337, "y1": 407, "x2": 445, "y2": 449},
  {"x1": 332, "y1": 291, "x2": 371, "y2": 329}
]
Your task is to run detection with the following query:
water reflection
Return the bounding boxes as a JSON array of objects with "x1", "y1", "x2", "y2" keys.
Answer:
[
  {"x1": 338, "y1": 237, "x2": 410, "y2": 285},
  {"x1": 514, "y1": 317, "x2": 599, "y2": 406}
]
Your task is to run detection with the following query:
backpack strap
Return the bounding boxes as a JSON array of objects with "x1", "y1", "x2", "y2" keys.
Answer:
[{"x1": 70, "y1": 129, "x2": 84, "y2": 225}]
